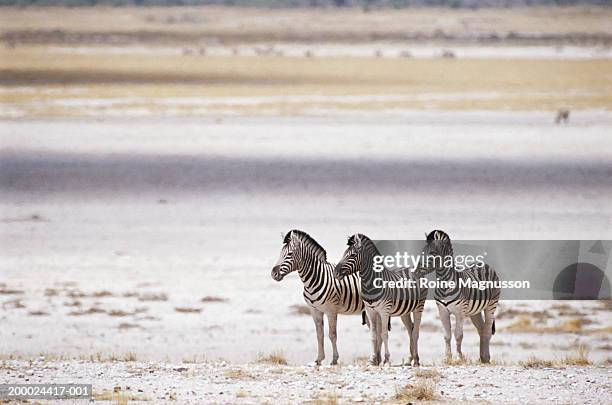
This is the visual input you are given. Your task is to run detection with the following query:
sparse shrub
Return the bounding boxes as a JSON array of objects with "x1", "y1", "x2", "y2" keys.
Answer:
[
  {"x1": 257, "y1": 350, "x2": 288, "y2": 365},
  {"x1": 562, "y1": 345, "x2": 591, "y2": 366},
  {"x1": 519, "y1": 357, "x2": 555, "y2": 368},
  {"x1": 395, "y1": 380, "x2": 437, "y2": 401}
]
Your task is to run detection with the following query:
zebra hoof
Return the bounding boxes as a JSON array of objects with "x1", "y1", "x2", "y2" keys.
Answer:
[{"x1": 330, "y1": 359, "x2": 338, "y2": 366}]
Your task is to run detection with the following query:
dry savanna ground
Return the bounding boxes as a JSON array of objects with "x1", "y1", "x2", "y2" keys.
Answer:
[
  {"x1": 1, "y1": 48, "x2": 611, "y2": 116},
  {"x1": 1, "y1": 6, "x2": 612, "y2": 117}
]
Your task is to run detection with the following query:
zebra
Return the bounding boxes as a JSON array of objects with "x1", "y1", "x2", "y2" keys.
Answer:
[
  {"x1": 334, "y1": 233, "x2": 427, "y2": 366},
  {"x1": 421, "y1": 230, "x2": 500, "y2": 363},
  {"x1": 271, "y1": 229, "x2": 366, "y2": 365}
]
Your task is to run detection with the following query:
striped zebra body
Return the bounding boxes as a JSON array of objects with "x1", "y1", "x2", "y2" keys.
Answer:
[
  {"x1": 424, "y1": 230, "x2": 500, "y2": 363},
  {"x1": 271, "y1": 229, "x2": 365, "y2": 365},
  {"x1": 335, "y1": 233, "x2": 427, "y2": 366}
]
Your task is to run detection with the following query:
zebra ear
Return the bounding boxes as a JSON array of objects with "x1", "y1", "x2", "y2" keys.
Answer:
[
  {"x1": 281, "y1": 232, "x2": 285, "y2": 242},
  {"x1": 354, "y1": 234, "x2": 362, "y2": 248},
  {"x1": 424, "y1": 232, "x2": 428, "y2": 240}
]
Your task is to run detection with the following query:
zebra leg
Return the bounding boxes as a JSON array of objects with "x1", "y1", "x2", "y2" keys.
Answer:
[
  {"x1": 375, "y1": 312, "x2": 383, "y2": 365},
  {"x1": 312, "y1": 309, "x2": 325, "y2": 365},
  {"x1": 480, "y1": 310, "x2": 495, "y2": 363},
  {"x1": 366, "y1": 308, "x2": 380, "y2": 365},
  {"x1": 470, "y1": 312, "x2": 485, "y2": 334},
  {"x1": 411, "y1": 310, "x2": 423, "y2": 367},
  {"x1": 399, "y1": 313, "x2": 413, "y2": 366},
  {"x1": 454, "y1": 311, "x2": 464, "y2": 359},
  {"x1": 327, "y1": 312, "x2": 339, "y2": 365},
  {"x1": 437, "y1": 303, "x2": 452, "y2": 359},
  {"x1": 381, "y1": 314, "x2": 391, "y2": 365}
]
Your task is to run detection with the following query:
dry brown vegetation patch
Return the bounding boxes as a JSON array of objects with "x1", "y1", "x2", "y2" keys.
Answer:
[
  {"x1": 256, "y1": 350, "x2": 288, "y2": 365},
  {"x1": 395, "y1": 380, "x2": 437, "y2": 402}
]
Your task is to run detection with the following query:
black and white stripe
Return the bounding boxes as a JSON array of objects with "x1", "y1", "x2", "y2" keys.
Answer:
[
  {"x1": 334, "y1": 233, "x2": 427, "y2": 366},
  {"x1": 271, "y1": 229, "x2": 365, "y2": 365},
  {"x1": 423, "y1": 230, "x2": 500, "y2": 363}
]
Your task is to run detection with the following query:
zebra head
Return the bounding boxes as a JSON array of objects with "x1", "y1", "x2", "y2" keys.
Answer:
[
  {"x1": 422, "y1": 229, "x2": 454, "y2": 273},
  {"x1": 271, "y1": 229, "x2": 327, "y2": 281},
  {"x1": 271, "y1": 231, "x2": 297, "y2": 281},
  {"x1": 334, "y1": 233, "x2": 371, "y2": 280}
]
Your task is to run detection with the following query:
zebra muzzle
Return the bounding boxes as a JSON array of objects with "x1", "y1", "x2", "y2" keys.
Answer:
[{"x1": 271, "y1": 266, "x2": 283, "y2": 281}]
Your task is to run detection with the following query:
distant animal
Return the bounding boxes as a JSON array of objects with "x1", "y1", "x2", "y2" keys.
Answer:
[
  {"x1": 335, "y1": 234, "x2": 428, "y2": 366},
  {"x1": 440, "y1": 50, "x2": 456, "y2": 59},
  {"x1": 375, "y1": 49, "x2": 383, "y2": 58},
  {"x1": 304, "y1": 50, "x2": 314, "y2": 58},
  {"x1": 555, "y1": 109, "x2": 570, "y2": 124},
  {"x1": 271, "y1": 230, "x2": 367, "y2": 365},
  {"x1": 198, "y1": 47, "x2": 206, "y2": 56},
  {"x1": 421, "y1": 230, "x2": 500, "y2": 363},
  {"x1": 399, "y1": 50, "x2": 412, "y2": 58}
]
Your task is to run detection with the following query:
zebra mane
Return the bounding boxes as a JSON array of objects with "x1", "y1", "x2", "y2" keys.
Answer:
[
  {"x1": 286, "y1": 229, "x2": 327, "y2": 261},
  {"x1": 426, "y1": 230, "x2": 451, "y2": 243},
  {"x1": 347, "y1": 233, "x2": 381, "y2": 255}
]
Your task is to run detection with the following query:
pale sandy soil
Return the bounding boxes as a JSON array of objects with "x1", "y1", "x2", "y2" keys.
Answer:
[
  {"x1": 1, "y1": 360, "x2": 611, "y2": 404},
  {"x1": 1, "y1": 113, "x2": 611, "y2": 403}
]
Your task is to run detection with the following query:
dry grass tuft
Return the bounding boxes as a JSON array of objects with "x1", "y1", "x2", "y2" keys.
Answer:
[
  {"x1": 108, "y1": 310, "x2": 131, "y2": 317},
  {"x1": 518, "y1": 341, "x2": 536, "y2": 349},
  {"x1": 311, "y1": 392, "x2": 339, "y2": 405},
  {"x1": 0, "y1": 288, "x2": 24, "y2": 295},
  {"x1": 28, "y1": 310, "x2": 49, "y2": 316},
  {"x1": 561, "y1": 345, "x2": 592, "y2": 366},
  {"x1": 257, "y1": 350, "x2": 288, "y2": 365},
  {"x1": 201, "y1": 296, "x2": 229, "y2": 303},
  {"x1": 414, "y1": 368, "x2": 442, "y2": 380},
  {"x1": 497, "y1": 308, "x2": 552, "y2": 321},
  {"x1": 68, "y1": 307, "x2": 106, "y2": 316},
  {"x1": 504, "y1": 316, "x2": 535, "y2": 332},
  {"x1": 224, "y1": 368, "x2": 255, "y2": 380},
  {"x1": 557, "y1": 318, "x2": 585, "y2": 333},
  {"x1": 519, "y1": 357, "x2": 556, "y2": 368},
  {"x1": 505, "y1": 316, "x2": 588, "y2": 334},
  {"x1": 117, "y1": 322, "x2": 142, "y2": 330},
  {"x1": 92, "y1": 290, "x2": 113, "y2": 297},
  {"x1": 138, "y1": 293, "x2": 168, "y2": 302},
  {"x1": 395, "y1": 380, "x2": 437, "y2": 402},
  {"x1": 174, "y1": 307, "x2": 202, "y2": 314}
]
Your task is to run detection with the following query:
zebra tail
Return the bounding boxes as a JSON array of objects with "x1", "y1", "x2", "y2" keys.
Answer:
[
  {"x1": 492, "y1": 319, "x2": 496, "y2": 335},
  {"x1": 361, "y1": 311, "x2": 367, "y2": 326},
  {"x1": 388, "y1": 317, "x2": 391, "y2": 332}
]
